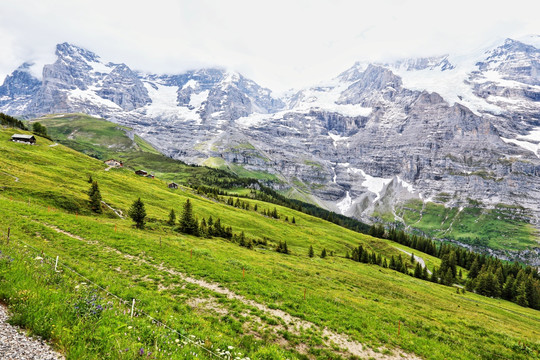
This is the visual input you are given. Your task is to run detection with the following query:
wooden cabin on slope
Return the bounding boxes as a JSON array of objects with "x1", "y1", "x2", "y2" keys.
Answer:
[{"x1": 10, "y1": 134, "x2": 36, "y2": 144}]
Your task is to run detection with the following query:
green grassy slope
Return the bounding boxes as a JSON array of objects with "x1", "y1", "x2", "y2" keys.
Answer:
[
  {"x1": 0, "y1": 128, "x2": 539, "y2": 360},
  {"x1": 394, "y1": 199, "x2": 538, "y2": 251},
  {"x1": 33, "y1": 113, "x2": 277, "y2": 184}
]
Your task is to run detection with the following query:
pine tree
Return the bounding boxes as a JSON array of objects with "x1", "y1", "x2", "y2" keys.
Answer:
[
  {"x1": 515, "y1": 281, "x2": 529, "y2": 307},
  {"x1": 422, "y1": 266, "x2": 429, "y2": 280},
  {"x1": 502, "y1": 275, "x2": 515, "y2": 300},
  {"x1": 410, "y1": 252, "x2": 416, "y2": 264},
  {"x1": 442, "y1": 268, "x2": 454, "y2": 286},
  {"x1": 128, "y1": 198, "x2": 146, "y2": 229},
  {"x1": 430, "y1": 268, "x2": 439, "y2": 283},
  {"x1": 87, "y1": 174, "x2": 93, "y2": 183},
  {"x1": 199, "y1": 218, "x2": 209, "y2": 238},
  {"x1": 179, "y1": 199, "x2": 199, "y2": 236},
  {"x1": 87, "y1": 181, "x2": 102, "y2": 213},
  {"x1": 276, "y1": 241, "x2": 289, "y2": 254},
  {"x1": 254, "y1": 204, "x2": 258, "y2": 212},
  {"x1": 320, "y1": 248, "x2": 327, "y2": 259},
  {"x1": 309, "y1": 245, "x2": 314, "y2": 258},
  {"x1": 167, "y1": 209, "x2": 176, "y2": 225},
  {"x1": 414, "y1": 263, "x2": 423, "y2": 278},
  {"x1": 468, "y1": 258, "x2": 480, "y2": 279},
  {"x1": 292, "y1": 217, "x2": 296, "y2": 224}
]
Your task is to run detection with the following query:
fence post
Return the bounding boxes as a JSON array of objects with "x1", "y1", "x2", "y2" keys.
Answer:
[
  {"x1": 55, "y1": 256, "x2": 59, "y2": 271},
  {"x1": 131, "y1": 299, "x2": 135, "y2": 318},
  {"x1": 6, "y1": 227, "x2": 10, "y2": 245}
]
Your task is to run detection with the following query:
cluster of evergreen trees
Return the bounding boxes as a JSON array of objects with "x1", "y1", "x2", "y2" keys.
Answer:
[
  {"x1": 0, "y1": 112, "x2": 27, "y2": 130},
  {"x1": 194, "y1": 183, "x2": 369, "y2": 233},
  {"x1": 172, "y1": 199, "x2": 233, "y2": 239},
  {"x1": 365, "y1": 224, "x2": 540, "y2": 309},
  {"x1": 465, "y1": 255, "x2": 540, "y2": 309},
  {"x1": 32, "y1": 122, "x2": 49, "y2": 139}
]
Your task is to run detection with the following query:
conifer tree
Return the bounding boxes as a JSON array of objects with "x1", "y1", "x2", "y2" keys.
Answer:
[
  {"x1": 276, "y1": 241, "x2": 289, "y2": 254},
  {"x1": 422, "y1": 266, "x2": 429, "y2": 280},
  {"x1": 515, "y1": 281, "x2": 529, "y2": 307},
  {"x1": 199, "y1": 218, "x2": 209, "y2": 238},
  {"x1": 321, "y1": 248, "x2": 327, "y2": 258},
  {"x1": 430, "y1": 268, "x2": 439, "y2": 283},
  {"x1": 292, "y1": 216, "x2": 296, "y2": 224},
  {"x1": 179, "y1": 199, "x2": 199, "y2": 235},
  {"x1": 502, "y1": 274, "x2": 515, "y2": 300},
  {"x1": 309, "y1": 245, "x2": 314, "y2": 258},
  {"x1": 88, "y1": 181, "x2": 102, "y2": 213},
  {"x1": 410, "y1": 252, "x2": 415, "y2": 264},
  {"x1": 167, "y1": 209, "x2": 176, "y2": 225},
  {"x1": 254, "y1": 204, "x2": 258, "y2": 212},
  {"x1": 128, "y1": 198, "x2": 146, "y2": 229},
  {"x1": 442, "y1": 268, "x2": 454, "y2": 286},
  {"x1": 414, "y1": 262, "x2": 423, "y2": 278}
]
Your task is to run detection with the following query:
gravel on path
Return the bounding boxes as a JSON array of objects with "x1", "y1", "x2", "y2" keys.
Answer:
[{"x1": 0, "y1": 304, "x2": 64, "y2": 360}]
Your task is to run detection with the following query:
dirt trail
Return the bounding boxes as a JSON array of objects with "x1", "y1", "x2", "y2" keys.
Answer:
[
  {"x1": 396, "y1": 248, "x2": 432, "y2": 275},
  {"x1": 1, "y1": 171, "x2": 19, "y2": 182},
  {"x1": 100, "y1": 201, "x2": 124, "y2": 219},
  {"x1": 44, "y1": 223, "x2": 419, "y2": 360}
]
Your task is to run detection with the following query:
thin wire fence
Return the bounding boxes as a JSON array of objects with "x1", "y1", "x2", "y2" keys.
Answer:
[{"x1": 3, "y1": 235, "x2": 226, "y2": 359}]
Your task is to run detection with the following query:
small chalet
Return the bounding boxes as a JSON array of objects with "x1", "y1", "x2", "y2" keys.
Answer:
[
  {"x1": 146, "y1": 174, "x2": 155, "y2": 179},
  {"x1": 135, "y1": 170, "x2": 148, "y2": 176},
  {"x1": 168, "y1": 182, "x2": 178, "y2": 189},
  {"x1": 104, "y1": 159, "x2": 123, "y2": 167},
  {"x1": 11, "y1": 134, "x2": 36, "y2": 144}
]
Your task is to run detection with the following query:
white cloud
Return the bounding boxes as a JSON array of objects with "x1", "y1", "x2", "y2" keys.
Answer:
[{"x1": 0, "y1": 0, "x2": 538, "y2": 92}]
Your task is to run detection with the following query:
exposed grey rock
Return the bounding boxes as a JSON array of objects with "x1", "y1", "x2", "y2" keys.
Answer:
[{"x1": 1, "y1": 39, "x2": 539, "y2": 257}]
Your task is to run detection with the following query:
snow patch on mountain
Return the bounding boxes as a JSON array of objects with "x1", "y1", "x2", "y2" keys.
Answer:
[
  {"x1": 292, "y1": 81, "x2": 372, "y2": 117},
  {"x1": 189, "y1": 90, "x2": 209, "y2": 108},
  {"x1": 393, "y1": 64, "x2": 501, "y2": 115},
  {"x1": 141, "y1": 82, "x2": 203, "y2": 123},
  {"x1": 347, "y1": 167, "x2": 393, "y2": 202},
  {"x1": 68, "y1": 88, "x2": 121, "y2": 111},
  {"x1": 501, "y1": 127, "x2": 540, "y2": 157},
  {"x1": 336, "y1": 191, "x2": 353, "y2": 214},
  {"x1": 396, "y1": 176, "x2": 414, "y2": 193},
  {"x1": 328, "y1": 132, "x2": 349, "y2": 148}
]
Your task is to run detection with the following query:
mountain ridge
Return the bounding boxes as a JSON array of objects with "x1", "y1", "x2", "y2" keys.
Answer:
[{"x1": 1, "y1": 38, "x2": 539, "y2": 257}]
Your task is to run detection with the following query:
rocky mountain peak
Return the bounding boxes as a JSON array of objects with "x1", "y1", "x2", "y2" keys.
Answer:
[
  {"x1": 0, "y1": 62, "x2": 41, "y2": 99},
  {"x1": 55, "y1": 42, "x2": 100, "y2": 64}
]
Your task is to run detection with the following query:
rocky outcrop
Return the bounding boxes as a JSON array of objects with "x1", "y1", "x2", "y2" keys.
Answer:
[{"x1": 1, "y1": 39, "x2": 539, "y2": 245}]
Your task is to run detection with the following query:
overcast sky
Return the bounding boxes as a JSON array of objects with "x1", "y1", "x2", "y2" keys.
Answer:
[{"x1": 0, "y1": 0, "x2": 538, "y2": 92}]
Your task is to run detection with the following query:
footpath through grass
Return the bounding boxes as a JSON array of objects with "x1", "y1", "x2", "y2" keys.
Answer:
[{"x1": 0, "y1": 128, "x2": 539, "y2": 359}]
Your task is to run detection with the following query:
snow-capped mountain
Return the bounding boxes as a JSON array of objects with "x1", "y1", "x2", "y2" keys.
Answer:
[
  {"x1": 0, "y1": 42, "x2": 283, "y2": 124},
  {"x1": 1, "y1": 39, "x2": 540, "y2": 252}
]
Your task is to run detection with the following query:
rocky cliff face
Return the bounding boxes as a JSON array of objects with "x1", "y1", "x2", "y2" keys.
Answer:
[{"x1": 1, "y1": 39, "x2": 539, "y2": 254}]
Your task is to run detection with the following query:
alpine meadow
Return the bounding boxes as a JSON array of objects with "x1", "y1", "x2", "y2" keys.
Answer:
[{"x1": 0, "y1": 4, "x2": 540, "y2": 358}]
